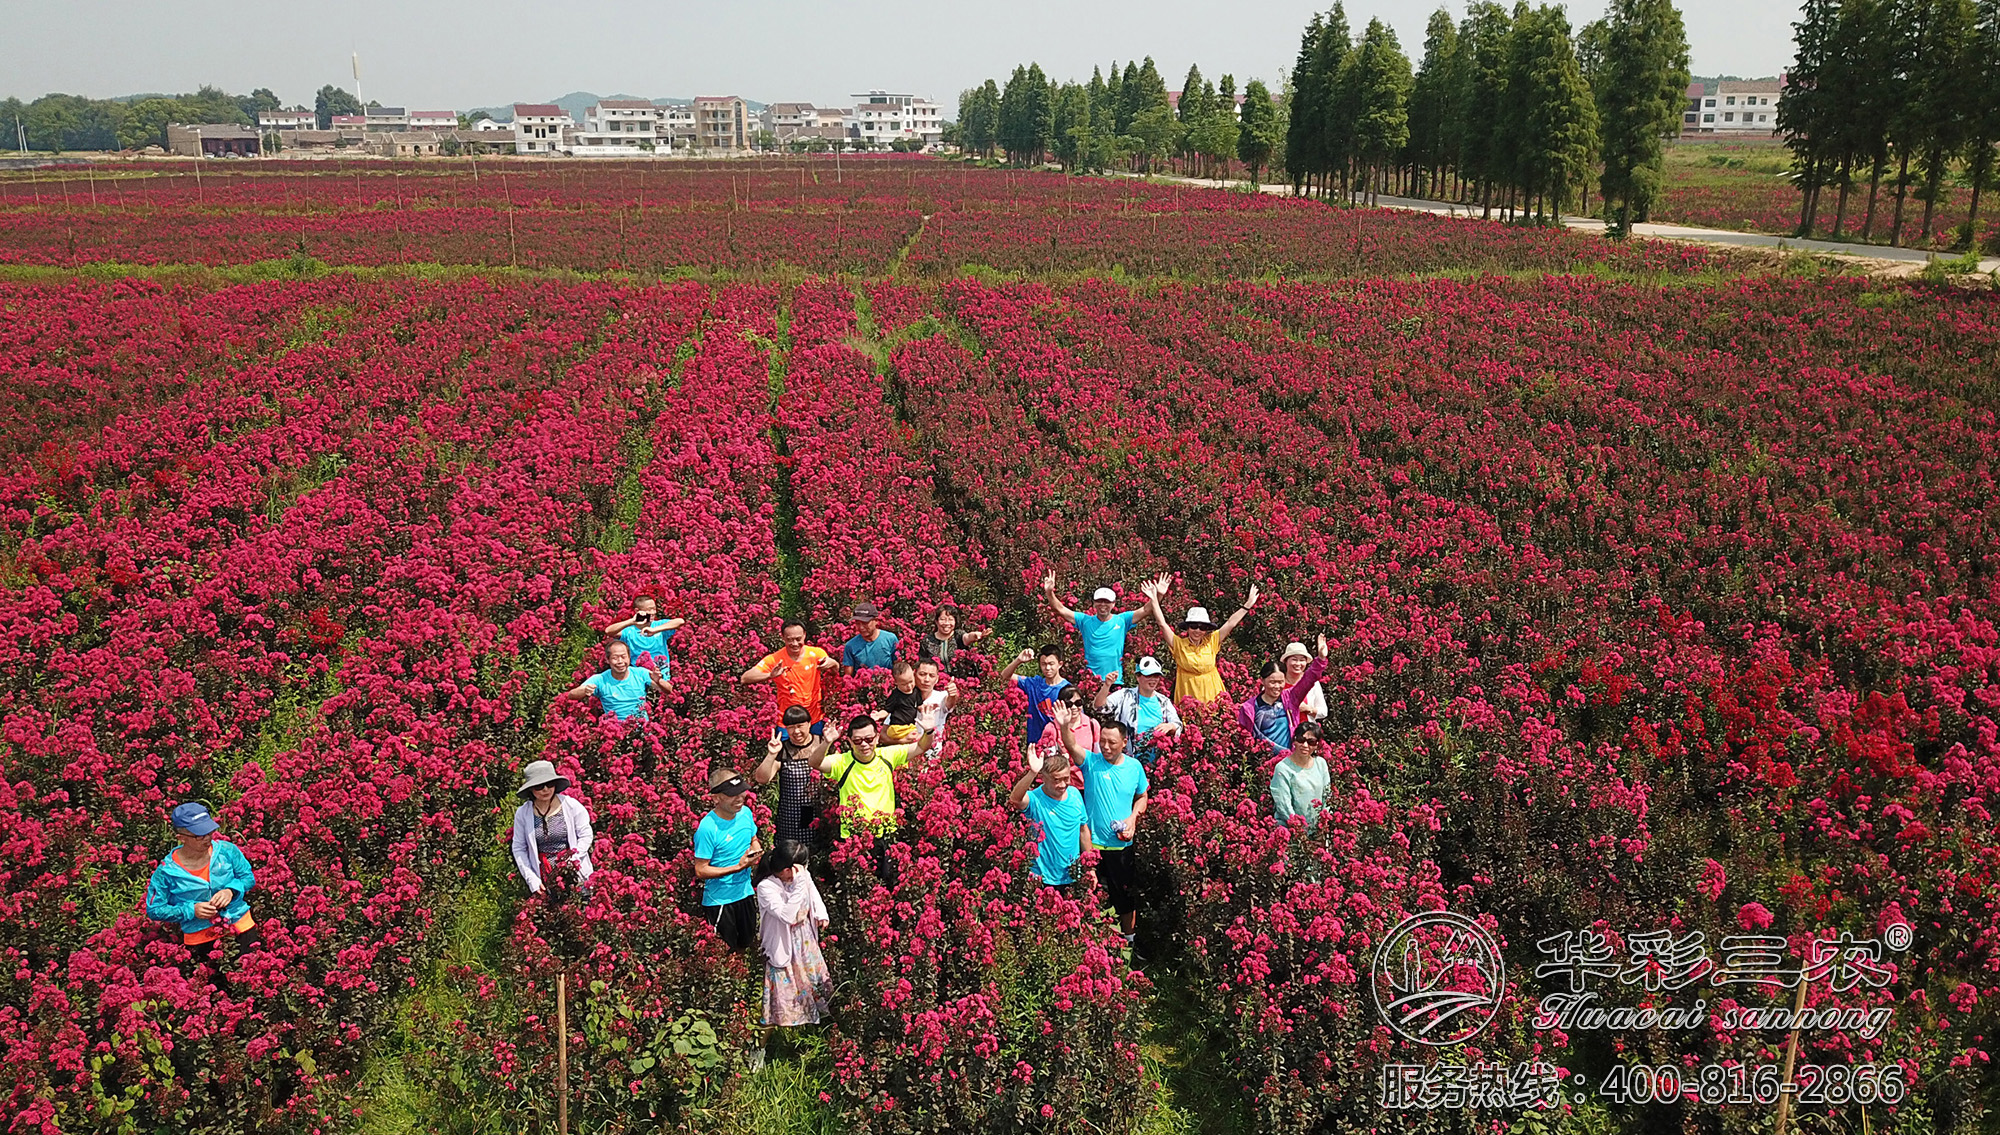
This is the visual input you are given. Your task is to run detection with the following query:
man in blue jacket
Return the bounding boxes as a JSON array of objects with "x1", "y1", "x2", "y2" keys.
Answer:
[{"x1": 146, "y1": 801, "x2": 259, "y2": 971}]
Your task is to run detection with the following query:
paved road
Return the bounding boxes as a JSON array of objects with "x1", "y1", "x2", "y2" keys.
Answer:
[{"x1": 1160, "y1": 175, "x2": 2000, "y2": 274}]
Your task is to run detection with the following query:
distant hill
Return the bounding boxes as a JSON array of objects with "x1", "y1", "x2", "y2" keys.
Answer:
[{"x1": 471, "y1": 92, "x2": 767, "y2": 123}]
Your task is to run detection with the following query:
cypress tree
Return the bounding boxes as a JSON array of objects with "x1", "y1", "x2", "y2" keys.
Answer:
[
  {"x1": 1285, "y1": 14, "x2": 1329, "y2": 194},
  {"x1": 1351, "y1": 18, "x2": 1415, "y2": 205},
  {"x1": 1594, "y1": 0, "x2": 1692, "y2": 236},
  {"x1": 1409, "y1": 9, "x2": 1461, "y2": 197},
  {"x1": 1239, "y1": 80, "x2": 1280, "y2": 184}
]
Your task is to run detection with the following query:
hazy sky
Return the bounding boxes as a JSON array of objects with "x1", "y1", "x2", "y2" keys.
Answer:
[{"x1": 11, "y1": 0, "x2": 1797, "y2": 110}]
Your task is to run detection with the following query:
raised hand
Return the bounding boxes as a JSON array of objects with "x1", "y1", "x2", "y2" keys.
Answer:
[
  {"x1": 1041, "y1": 570, "x2": 1058, "y2": 592},
  {"x1": 918, "y1": 703, "x2": 941, "y2": 732},
  {"x1": 1049, "y1": 700, "x2": 1078, "y2": 729},
  {"x1": 1015, "y1": 648, "x2": 1035, "y2": 666},
  {"x1": 1244, "y1": 583, "x2": 1261, "y2": 609},
  {"x1": 1317, "y1": 632, "x2": 1329, "y2": 658},
  {"x1": 1026, "y1": 744, "x2": 1045, "y2": 774},
  {"x1": 766, "y1": 734, "x2": 784, "y2": 759}
]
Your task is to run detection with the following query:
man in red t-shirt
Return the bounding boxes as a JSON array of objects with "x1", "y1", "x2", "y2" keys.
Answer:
[{"x1": 740, "y1": 620, "x2": 839, "y2": 726}]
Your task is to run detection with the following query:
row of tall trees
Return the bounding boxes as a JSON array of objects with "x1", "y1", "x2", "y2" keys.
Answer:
[
  {"x1": 1287, "y1": 1, "x2": 1688, "y2": 230},
  {"x1": 1783, "y1": 0, "x2": 2000, "y2": 248},
  {"x1": 1, "y1": 87, "x2": 280, "y2": 152},
  {"x1": 957, "y1": 59, "x2": 1283, "y2": 180}
]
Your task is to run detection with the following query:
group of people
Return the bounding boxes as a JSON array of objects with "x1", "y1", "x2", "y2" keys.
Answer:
[{"x1": 146, "y1": 575, "x2": 1336, "y2": 1038}]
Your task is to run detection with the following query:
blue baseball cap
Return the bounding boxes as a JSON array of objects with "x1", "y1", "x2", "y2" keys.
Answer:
[{"x1": 170, "y1": 802, "x2": 220, "y2": 835}]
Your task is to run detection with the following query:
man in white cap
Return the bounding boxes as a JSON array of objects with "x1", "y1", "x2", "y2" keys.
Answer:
[
  {"x1": 1095, "y1": 655, "x2": 1183, "y2": 766},
  {"x1": 1041, "y1": 572, "x2": 1142, "y2": 684},
  {"x1": 1281, "y1": 641, "x2": 1329, "y2": 722},
  {"x1": 1139, "y1": 573, "x2": 1260, "y2": 704}
]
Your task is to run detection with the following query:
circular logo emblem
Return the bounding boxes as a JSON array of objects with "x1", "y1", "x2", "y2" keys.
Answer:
[{"x1": 1371, "y1": 911, "x2": 1506, "y2": 1046}]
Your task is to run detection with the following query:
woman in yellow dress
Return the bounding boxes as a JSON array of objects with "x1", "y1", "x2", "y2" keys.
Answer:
[{"x1": 1139, "y1": 573, "x2": 1259, "y2": 705}]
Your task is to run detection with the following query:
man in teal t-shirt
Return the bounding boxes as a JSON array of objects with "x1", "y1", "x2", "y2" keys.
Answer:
[
  {"x1": 1062, "y1": 710, "x2": 1149, "y2": 940},
  {"x1": 693, "y1": 768, "x2": 761, "y2": 951},
  {"x1": 1042, "y1": 572, "x2": 1142, "y2": 684},
  {"x1": 841, "y1": 602, "x2": 901, "y2": 675},
  {"x1": 1009, "y1": 741, "x2": 1089, "y2": 887},
  {"x1": 563, "y1": 640, "x2": 657, "y2": 721}
]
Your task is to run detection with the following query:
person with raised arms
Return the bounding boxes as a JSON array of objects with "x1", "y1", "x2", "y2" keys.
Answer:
[
  {"x1": 1139, "y1": 573, "x2": 1260, "y2": 705},
  {"x1": 1042, "y1": 572, "x2": 1143, "y2": 686},
  {"x1": 998, "y1": 643, "x2": 1069, "y2": 762},
  {"x1": 741, "y1": 620, "x2": 840, "y2": 728},
  {"x1": 601, "y1": 594, "x2": 685, "y2": 688},
  {"x1": 1280, "y1": 641, "x2": 1329, "y2": 722},
  {"x1": 752, "y1": 706, "x2": 835, "y2": 851},
  {"x1": 1237, "y1": 635, "x2": 1330, "y2": 754},
  {"x1": 561, "y1": 638, "x2": 660, "y2": 722},
  {"x1": 810, "y1": 706, "x2": 940, "y2": 880},
  {"x1": 1008, "y1": 714, "x2": 1091, "y2": 893},
  {"x1": 1095, "y1": 655, "x2": 1183, "y2": 766},
  {"x1": 1051, "y1": 702, "x2": 1148, "y2": 945},
  {"x1": 840, "y1": 602, "x2": 899, "y2": 677}
]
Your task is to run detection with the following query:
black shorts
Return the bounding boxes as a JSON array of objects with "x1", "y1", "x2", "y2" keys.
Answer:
[
  {"x1": 1096, "y1": 847, "x2": 1140, "y2": 916},
  {"x1": 705, "y1": 895, "x2": 757, "y2": 952}
]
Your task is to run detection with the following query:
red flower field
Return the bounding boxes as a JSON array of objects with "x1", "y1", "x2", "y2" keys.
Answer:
[{"x1": 2, "y1": 157, "x2": 1997, "y2": 1134}]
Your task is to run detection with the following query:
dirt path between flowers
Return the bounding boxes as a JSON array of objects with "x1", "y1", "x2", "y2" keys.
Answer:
[{"x1": 1141, "y1": 173, "x2": 2000, "y2": 276}]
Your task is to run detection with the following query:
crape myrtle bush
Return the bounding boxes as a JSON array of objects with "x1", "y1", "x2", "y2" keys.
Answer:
[{"x1": 1, "y1": 157, "x2": 1735, "y2": 280}]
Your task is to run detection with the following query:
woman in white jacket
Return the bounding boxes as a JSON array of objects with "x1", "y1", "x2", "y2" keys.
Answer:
[
  {"x1": 754, "y1": 842, "x2": 830, "y2": 1028},
  {"x1": 512, "y1": 760, "x2": 595, "y2": 895}
]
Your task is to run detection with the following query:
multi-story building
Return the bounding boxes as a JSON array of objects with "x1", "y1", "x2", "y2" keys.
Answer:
[
  {"x1": 409, "y1": 110, "x2": 457, "y2": 130},
  {"x1": 365, "y1": 106, "x2": 410, "y2": 131},
  {"x1": 330, "y1": 114, "x2": 368, "y2": 137},
  {"x1": 257, "y1": 108, "x2": 314, "y2": 132},
  {"x1": 660, "y1": 103, "x2": 697, "y2": 147},
  {"x1": 1680, "y1": 81, "x2": 1705, "y2": 132},
  {"x1": 568, "y1": 99, "x2": 664, "y2": 155},
  {"x1": 1687, "y1": 80, "x2": 1784, "y2": 133},
  {"x1": 845, "y1": 92, "x2": 943, "y2": 149},
  {"x1": 693, "y1": 96, "x2": 750, "y2": 151},
  {"x1": 761, "y1": 102, "x2": 814, "y2": 141},
  {"x1": 512, "y1": 103, "x2": 571, "y2": 154},
  {"x1": 166, "y1": 123, "x2": 262, "y2": 157}
]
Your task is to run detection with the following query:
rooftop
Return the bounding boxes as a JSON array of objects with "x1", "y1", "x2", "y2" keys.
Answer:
[
  {"x1": 513, "y1": 103, "x2": 564, "y2": 117},
  {"x1": 598, "y1": 99, "x2": 656, "y2": 109}
]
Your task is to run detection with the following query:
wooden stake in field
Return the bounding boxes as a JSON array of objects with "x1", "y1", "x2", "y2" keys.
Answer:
[
  {"x1": 556, "y1": 971, "x2": 572, "y2": 1135},
  {"x1": 1771, "y1": 977, "x2": 1810, "y2": 1135}
]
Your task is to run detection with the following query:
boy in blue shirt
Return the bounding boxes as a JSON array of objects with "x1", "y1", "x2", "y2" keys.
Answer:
[
  {"x1": 693, "y1": 767, "x2": 762, "y2": 951},
  {"x1": 1053, "y1": 703, "x2": 1148, "y2": 942},
  {"x1": 1042, "y1": 572, "x2": 1141, "y2": 685},
  {"x1": 840, "y1": 601, "x2": 900, "y2": 676},
  {"x1": 562, "y1": 639, "x2": 658, "y2": 722},
  {"x1": 602, "y1": 595, "x2": 685, "y2": 687},
  {"x1": 1009, "y1": 735, "x2": 1090, "y2": 889},
  {"x1": 998, "y1": 643, "x2": 1070, "y2": 759}
]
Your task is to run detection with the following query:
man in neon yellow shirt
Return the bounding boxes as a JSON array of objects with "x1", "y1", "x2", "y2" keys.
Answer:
[{"x1": 812, "y1": 707, "x2": 939, "y2": 881}]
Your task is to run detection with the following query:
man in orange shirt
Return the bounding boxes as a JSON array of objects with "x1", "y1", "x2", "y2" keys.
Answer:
[{"x1": 740, "y1": 620, "x2": 840, "y2": 728}]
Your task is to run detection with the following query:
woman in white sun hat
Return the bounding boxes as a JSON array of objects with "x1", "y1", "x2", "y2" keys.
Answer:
[
  {"x1": 512, "y1": 760, "x2": 595, "y2": 895},
  {"x1": 1139, "y1": 573, "x2": 1260, "y2": 705}
]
